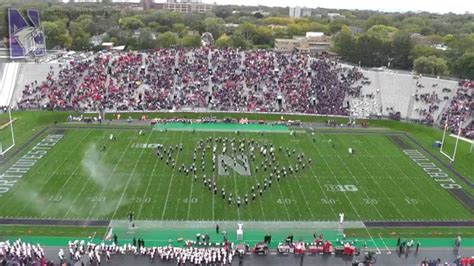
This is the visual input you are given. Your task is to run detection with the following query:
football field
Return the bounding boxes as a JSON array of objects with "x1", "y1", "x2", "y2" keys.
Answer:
[{"x1": 0, "y1": 124, "x2": 472, "y2": 223}]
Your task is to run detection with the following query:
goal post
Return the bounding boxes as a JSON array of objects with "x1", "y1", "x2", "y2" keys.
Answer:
[
  {"x1": 439, "y1": 119, "x2": 461, "y2": 163},
  {"x1": 0, "y1": 107, "x2": 16, "y2": 157}
]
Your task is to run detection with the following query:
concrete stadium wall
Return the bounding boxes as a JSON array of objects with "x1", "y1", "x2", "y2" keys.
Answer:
[
  {"x1": 11, "y1": 62, "x2": 60, "y2": 108},
  {"x1": 0, "y1": 63, "x2": 20, "y2": 106},
  {"x1": 358, "y1": 70, "x2": 458, "y2": 120}
]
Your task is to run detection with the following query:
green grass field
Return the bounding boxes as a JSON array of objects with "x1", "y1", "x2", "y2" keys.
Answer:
[{"x1": 0, "y1": 117, "x2": 472, "y2": 222}]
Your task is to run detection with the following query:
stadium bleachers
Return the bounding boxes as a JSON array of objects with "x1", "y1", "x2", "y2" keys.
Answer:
[{"x1": 10, "y1": 49, "x2": 472, "y2": 137}]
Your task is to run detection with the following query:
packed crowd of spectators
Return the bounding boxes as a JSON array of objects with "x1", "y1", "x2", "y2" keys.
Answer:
[
  {"x1": 16, "y1": 48, "x2": 364, "y2": 116},
  {"x1": 13, "y1": 48, "x2": 472, "y2": 138},
  {"x1": 439, "y1": 81, "x2": 473, "y2": 137},
  {"x1": 0, "y1": 239, "x2": 48, "y2": 265},
  {"x1": 66, "y1": 240, "x2": 235, "y2": 265}
]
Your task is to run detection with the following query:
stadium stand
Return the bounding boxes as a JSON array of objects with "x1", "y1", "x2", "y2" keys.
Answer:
[{"x1": 11, "y1": 48, "x2": 473, "y2": 138}]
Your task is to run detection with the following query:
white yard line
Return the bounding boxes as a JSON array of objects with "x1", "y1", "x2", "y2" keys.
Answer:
[
  {"x1": 270, "y1": 174, "x2": 291, "y2": 220},
  {"x1": 64, "y1": 131, "x2": 125, "y2": 218},
  {"x1": 160, "y1": 131, "x2": 185, "y2": 220},
  {"x1": 109, "y1": 131, "x2": 154, "y2": 220},
  {"x1": 84, "y1": 132, "x2": 136, "y2": 219},
  {"x1": 298, "y1": 136, "x2": 337, "y2": 218},
  {"x1": 186, "y1": 174, "x2": 195, "y2": 220},
  {"x1": 210, "y1": 132, "x2": 215, "y2": 221},
  {"x1": 354, "y1": 136, "x2": 432, "y2": 220},
  {"x1": 335, "y1": 135, "x2": 407, "y2": 220},
  {"x1": 147, "y1": 131, "x2": 172, "y2": 219},
  {"x1": 136, "y1": 140, "x2": 162, "y2": 219},
  {"x1": 276, "y1": 134, "x2": 315, "y2": 220},
  {"x1": 326, "y1": 135, "x2": 385, "y2": 220},
  {"x1": 186, "y1": 132, "x2": 200, "y2": 220},
  {"x1": 231, "y1": 146, "x2": 241, "y2": 220},
  {"x1": 39, "y1": 131, "x2": 95, "y2": 217},
  {"x1": 308, "y1": 135, "x2": 363, "y2": 220},
  {"x1": 382, "y1": 147, "x2": 455, "y2": 220},
  {"x1": 311, "y1": 134, "x2": 382, "y2": 254},
  {"x1": 15, "y1": 131, "x2": 88, "y2": 217},
  {"x1": 378, "y1": 233, "x2": 392, "y2": 254}
]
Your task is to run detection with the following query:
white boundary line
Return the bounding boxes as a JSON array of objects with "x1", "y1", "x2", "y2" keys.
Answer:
[
  {"x1": 276, "y1": 134, "x2": 315, "y2": 220},
  {"x1": 299, "y1": 135, "x2": 337, "y2": 218},
  {"x1": 364, "y1": 136, "x2": 450, "y2": 220},
  {"x1": 136, "y1": 134, "x2": 162, "y2": 219},
  {"x1": 14, "y1": 130, "x2": 88, "y2": 217},
  {"x1": 336, "y1": 135, "x2": 407, "y2": 219},
  {"x1": 40, "y1": 130, "x2": 94, "y2": 216},
  {"x1": 160, "y1": 131, "x2": 185, "y2": 220},
  {"x1": 110, "y1": 130, "x2": 154, "y2": 220},
  {"x1": 63, "y1": 132, "x2": 123, "y2": 218}
]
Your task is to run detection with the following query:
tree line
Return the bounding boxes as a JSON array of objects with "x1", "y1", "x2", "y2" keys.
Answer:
[{"x1": 0, "y1": 0, "x2": 472, "y2": 79}]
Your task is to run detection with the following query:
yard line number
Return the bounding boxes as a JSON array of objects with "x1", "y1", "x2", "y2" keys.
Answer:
[
  {"x1": 363, "y1": 198, "x2": 378, "y2": 205},
  {"x1": 49, "y1": 195, "x2": 62, "y2": 202},
  {"x1": 320, "y1": 198, "x2": 338, "y2": 205},
  {"x1": 325, "y1": 184, "x2": 358, "y2": 192},
  {"x1": 277, "y1": 198, "x2": 296, "y2": 205},
  {"x1": 405, "y1": 197, "x2": 419, "y2": 205},
  {"x1": 132, "y1": 197, "x2": 152, "y2": 203},
  {"x1": 182, "y1": 198, "x2": 198, "y2": 204}
]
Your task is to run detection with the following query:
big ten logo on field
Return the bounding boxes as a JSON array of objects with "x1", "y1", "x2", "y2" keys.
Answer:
[
  {"x1": 8, "y1": 8, "x2": 46, "y2": 59},
  {"x1": 217, "y1": 154, "x2": 251, "y2": 176}
]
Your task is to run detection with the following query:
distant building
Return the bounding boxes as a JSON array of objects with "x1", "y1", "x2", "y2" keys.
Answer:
[
  {"x1": 289, "y1": 6, "x2": 302, "y2": 18},
  {"x1": 302, "y1": 9, "x2": 312, "y2": 17},
  {"x1": 148, "y1": 0, "x2": 213, "y2": 13},
  {"x1": 327, "y1": 13, "x2": 345, "y2": 20},
  {"x1": 275, "y1": 32, "x2": 331, "y2": 55},
  {"x1": 289, "y1": 6, "x2": 312, "y2": 18}
]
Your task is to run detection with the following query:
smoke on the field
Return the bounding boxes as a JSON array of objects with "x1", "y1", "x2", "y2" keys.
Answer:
[{"x1": 82, "y1": 143, "x2": 111, "y2": 187}]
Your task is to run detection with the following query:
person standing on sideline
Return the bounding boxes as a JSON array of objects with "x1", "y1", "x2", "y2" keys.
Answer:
[
  {"x1": 339, "y1": 213, "x2": 344, "y2": 225},
  {"x1": 216, "y1": 224, "x2": 219, "y2": 234},
  {"x1": 416, "y1": 241, "x2": 420, "y2": 253}
]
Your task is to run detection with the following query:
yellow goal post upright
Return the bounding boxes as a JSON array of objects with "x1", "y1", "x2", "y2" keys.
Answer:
[
  {"x1": 0, "y1": 107, "x2": 15, "y2": 157},
  {"x1": 439, "y1": 118, "x2": 462, "y2": 163}
]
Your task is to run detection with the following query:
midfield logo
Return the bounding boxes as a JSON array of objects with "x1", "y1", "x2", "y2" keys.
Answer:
[
  {"x1": 8, "y1": 8, "x2": 46, "y2": 59},
  {"x1": 155, "y1": 137, "x2": 311, "y2": 206}
]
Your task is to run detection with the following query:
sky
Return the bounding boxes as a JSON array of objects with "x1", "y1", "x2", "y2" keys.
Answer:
[{"x1": 209, "y1": 0, "x2": 474, "y2": 14}]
